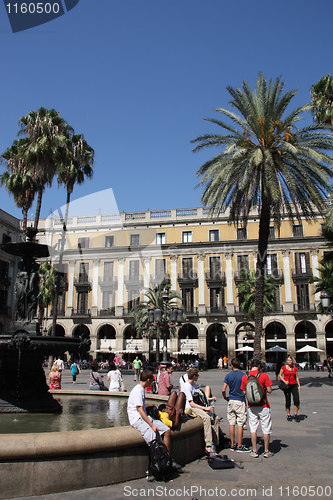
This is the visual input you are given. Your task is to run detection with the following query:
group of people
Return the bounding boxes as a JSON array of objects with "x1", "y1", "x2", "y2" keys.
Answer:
[{"x1": 126, "y1": 353, "x2": 302, "y2": 465}]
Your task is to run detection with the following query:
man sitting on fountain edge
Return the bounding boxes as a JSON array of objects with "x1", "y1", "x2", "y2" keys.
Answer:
[{"x1": 127, "y1": 369, "x2": 182, "y2": 471}]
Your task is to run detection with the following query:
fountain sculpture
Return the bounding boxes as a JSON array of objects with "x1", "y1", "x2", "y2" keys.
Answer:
[{"x1": 0, "y1": 228, "x2": 89, "y2": 413}]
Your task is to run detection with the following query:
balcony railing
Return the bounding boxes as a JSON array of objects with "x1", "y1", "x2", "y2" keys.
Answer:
[
  {"x1": 74, "y1": 277, "x2": 92, "y2": 290},
  {"x1": 292, "y1": 268, "x2": 313, "y2": 281},
  {"x1": 98, "y1": 308, "x2": 116, "y2": 316},
  {"x1": 178, "y1": 272, "x2": 198, "y2": 285},
  {"x1": 71, "y1": 308, "x2": 91, "y2": 317},
  {"x1": 265, "y1": 269, "x2": 284, "y2": 282},
  {"x1": 293, "y1": 304, "x2": 317, "y2": 313},
  {"x1": 206, "y1": 306, "x2": 227, "y2": 315},
  {"x1": 184, "y1": 307, "x2": 198, "y2": 316},
  {"x1": 151, "y1": 273, "x2": 170, "y2": 285},
  {"x1": 205, "y1": 271, "x2": 225, "y2": 284}
]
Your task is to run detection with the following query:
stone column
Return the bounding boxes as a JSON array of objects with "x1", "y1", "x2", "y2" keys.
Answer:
[
  {"x1": 311, "y1": 249, "x2": 320, "y2": 305},
  {"x1": 282, "y1": 250, "x2": 293, "y2": 313},
  {"x1": 286, "y1": 331, "x2": 296, "y2": 357},
  {"x1": 170, "y1": 255, "x2": 178, "y2": 291},
  {"x1": 116, "y1": 258, "x2": 125, "y2": 317},
  {"x1": 198, "y1": 253, "x2": 206, "y2": 316},
  {"x1": 316, "y1": 331, "x2": 327, "y2": 361},
  {"x1": 143, "y1": 258, "x2": 150, "y2": 298},
  {"x1": 227, "y1": 331, "x2": 236, "y2": 359},
  {"x1": 225, "y1": 252, "x2": 234, "y2": 314},
  {"x1": 66, "y1": 261, "x2": 75, "y2": 316},
  {"x1": 91, "y1": 260, "x2": 99, "y2": 316}
]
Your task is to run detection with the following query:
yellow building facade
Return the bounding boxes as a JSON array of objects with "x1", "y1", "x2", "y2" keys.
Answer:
[{"x1": 38, "y1": 206, "x2": 333, "y2": 367}]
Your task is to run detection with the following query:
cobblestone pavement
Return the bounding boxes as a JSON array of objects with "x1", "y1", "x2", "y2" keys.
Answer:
[{"x1": 10, "y1": 368, "x2": 333, "y2": 500}]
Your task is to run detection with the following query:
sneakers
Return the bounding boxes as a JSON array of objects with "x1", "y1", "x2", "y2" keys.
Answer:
[
  {"x1": 236, "y1": 445, "x2": 250, "y2": 453},
  {"x1": 250, "y1": 450, "x2": 259, "y2": 458},
  {"x1": 295, "y1": 415, "x2": 301, "y2": 422},
  {"x1": 263, "y1": 451, "x2": 274, "y2": 458},
  {"x1": 171, "y1": 459, "x2": 183, "y2": 471},
  {"x1": 229, "y1": 444, "x2": 236, "y2": 451},
  {"x1": 287, "y1": 415, "x2": 293, "y2": 421}
]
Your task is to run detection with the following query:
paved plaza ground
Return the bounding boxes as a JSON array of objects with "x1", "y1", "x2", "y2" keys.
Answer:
[{"x1": 11, "y1": 368, "x2": 333, "y2": 500}]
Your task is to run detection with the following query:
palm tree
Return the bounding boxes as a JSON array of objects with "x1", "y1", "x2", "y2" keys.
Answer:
[
  {"x1": 51, "y1": 133, "x2": 94, "y2": 335},
  {"x1": 193, "y1": 73, "x2": 333, "y2": 358},
  {"x1": 311, "y1": 74, "x2": 333, "y2": 125},
  {"x1": 312, "y1": 260, "x2": 333, "y2": 311},
  {"x1": 17, "y1": 107, "x2": 71, "y2": 229},
  {"x1": 1, "y1": 139, "x2": 37, "y2": 238},
  {"x1": 237, "y1": 270, "x2": 277, "y2": 319},
  {"x1": 130, "y1": 285, "x2": 183, "y2": 363}
]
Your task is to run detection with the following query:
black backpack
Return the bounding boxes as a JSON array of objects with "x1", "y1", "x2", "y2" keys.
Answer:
[{"x1": 148, "y1": 431, "x2": 173, "y2": 481}]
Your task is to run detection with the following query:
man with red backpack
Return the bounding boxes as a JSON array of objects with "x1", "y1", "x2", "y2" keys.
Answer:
[{"x1": 240, "y1": 359, "x2": 273, "y2": 458}]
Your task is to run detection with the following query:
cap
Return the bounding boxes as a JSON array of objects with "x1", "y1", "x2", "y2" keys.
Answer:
[{"x1": 251, "y1": 359, "x2": 261, "y2": 367}]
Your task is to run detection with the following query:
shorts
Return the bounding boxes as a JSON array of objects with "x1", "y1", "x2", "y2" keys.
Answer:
[
  {"x1": 135, "y1": 369, "x2": 140, "y2": 377},
  {"x1": 248, "y1": 406, "x2": 272, "y2": 435},
  {"x1": 227, "y1": 400, "x2": 247, "y2": 426},
  {"x1": 132, "y1": 415, "x2": 169, "y2": 444}
]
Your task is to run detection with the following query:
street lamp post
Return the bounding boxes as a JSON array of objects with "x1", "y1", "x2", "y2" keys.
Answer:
[{"x1": 147, "y1": 287, "x2": 183, "y2": 362}]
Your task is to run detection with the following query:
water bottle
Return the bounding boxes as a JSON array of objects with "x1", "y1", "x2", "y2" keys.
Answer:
[{"x1": 210, "y1": 442, "x2": 216, "y2": 456}]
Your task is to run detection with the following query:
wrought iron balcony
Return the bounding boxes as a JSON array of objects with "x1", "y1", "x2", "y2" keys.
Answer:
[
  {"x1": 178, "y1": 272, "x2": 198, "y2": 286},
  {"x1": 74, "y1": 276, "x2": 91, "y2": 290},
  {"x1": 71, "y1": 308, "x2": 91, "y2": 318},
  {"x1": 206, "y1": 306, "x2": 227, "y2": 315},
  {"x1": 184, "y1": 307, "x2": 198, "y2": 316},
  {"x1": 293, "y1": 303, "x2": 316, "y2": 313},
  {"x1": 98, "y1": 307, "x2": 116, "y2": 317},
  {"x1": 292, "y1": 268, "x2": 313, "y2": 282},
  {"x1": 205, "y1": 271, "x2": 225, "y2": 285}
]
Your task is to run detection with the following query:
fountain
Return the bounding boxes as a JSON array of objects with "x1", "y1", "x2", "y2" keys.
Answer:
[
  {"x1": 0, "y1": 229, "x2": 204, "y2": 499},
  {"x1": 0, "y1": 228, "x2": 89, "y2": 413}
]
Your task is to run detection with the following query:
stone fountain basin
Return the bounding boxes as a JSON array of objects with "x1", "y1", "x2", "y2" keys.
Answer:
[{"x1": 0, "y1": 391, "x2": 205, "y2": 499}]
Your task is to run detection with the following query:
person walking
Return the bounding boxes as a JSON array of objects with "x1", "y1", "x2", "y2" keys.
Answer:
[
  {"x1": 49, "y1": 364, "x2": 61, "y2": 389},
  {"x1": 240, "y1": 359, "x2": 273, "y2": 458},
  {"x1": 70, "y1": 361, "x2": 79, "y2": 384},
  {"x1": 158, "y1": 365, "x2": 173, "y2": 395},
  {"x1": 278, "y1": 355, "x2": 301, "y2": 422},
  {"x1": 107, "y1": 361, "x2": 124, "y2": 392},
  {"x1": 132, "y1": 356, "x2": 142, "y2": 381},
  {"x1": 222, "y1": 358, "x2": 249, "y2": 452}
]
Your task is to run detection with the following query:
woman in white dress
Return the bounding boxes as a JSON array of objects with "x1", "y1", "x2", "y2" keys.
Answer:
[{"x1": 107, "y1": 362, "x2": 124, "y2": 392}]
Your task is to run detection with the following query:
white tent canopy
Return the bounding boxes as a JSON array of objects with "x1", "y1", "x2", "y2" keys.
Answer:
[
  {"x1": 265, "y1": 345, "x2": 288, "y2": 353},
  {"x1": 234, "y1": 346, "x2": 254, "y2": 352},
  {"x1": 296, "y1": 345, "x2": 324, "y2": 353}
]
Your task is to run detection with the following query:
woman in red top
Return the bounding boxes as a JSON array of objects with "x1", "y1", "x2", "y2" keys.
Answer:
[{"x1": 279, "y1": 355, "x2": 301, "y2": 422}]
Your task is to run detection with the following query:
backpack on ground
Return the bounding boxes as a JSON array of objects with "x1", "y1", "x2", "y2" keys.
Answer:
[
  {"x1": 148, "y1": 431, "x2": 173, "y2": 481},
  {"x1": 245, "y1": 372, "x2": 264, "y2": 405},
  {"x1": 208, "y1": 454, "x2": 237, "y2": 470}
]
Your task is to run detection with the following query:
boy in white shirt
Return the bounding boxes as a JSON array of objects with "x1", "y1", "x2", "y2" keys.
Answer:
[{"x1": 127, "y1": 369, "x2": 182, "y2": 470}]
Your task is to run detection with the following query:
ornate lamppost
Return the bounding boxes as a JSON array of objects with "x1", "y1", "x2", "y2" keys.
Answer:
[{"x1": 147, "y1": 288, "x2": 183, "y2": 362}]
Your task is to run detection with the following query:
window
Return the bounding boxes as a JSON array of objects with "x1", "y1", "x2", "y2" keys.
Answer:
[
  {"x1": 266, "y1": 254, "x2": 278, "y2": 276},
  {"x1": 105, "y1": 235, "x2": 114, "y2": 248},
  {"x1": 128, "y1": 289, "x2": 140, "y2": 311},
  {"x1": 103, "y1": 261, "x2": 114, "y2": 280},
  {"x1": 210, "y1": 288, "x2": 224, "y2": 311},
  {"x1": 209, "y1": 256, "x2": 221, "y2": 279},
  {"x1": 155, "y1": 258, "x2": 166, "y2": 279},
  {"x1": 156, "y1": 232, "x2": 166, "y2": 245},
  {"x1": 237, "y1": 227, "x2": 247, "y2": 240},
  {"x1": 77, "y1": 291, "x2": 88, "y2": 314},
  {"x1": 269, "y1": 226, "x2": 275, "y2": 239},
  {"x1": 102, "y1": 291, "x2": 115, "y2": 310},
  {"x1": 130, "y1": 234, "x2": 140, "y2": 246},
  {"x1": 296, "y1": 284, "x2": 310, "y2": 311},
  {"x1": 295, "y1": 252, "x2": 310, "y2": 274},
  {"x1": 129, "y1": 260, "x2": 140, "y2": 279},
  {"x1": 209, "y1": 229, "x2": 219, "y2": 242},
  {"x1": 78, "y1": 237, "x2": 89, "y2": 249},
  {"x1": 237, "y1": 255, "x2": 249, "y2": 275},
  {"x1": 293, "y1": 224, "x2": 303, "y2": 237},
  {"x1": 182, "y1": 288, "x2": 194, "y2": 313},
  {"x1": 78, "y1": 262, "x2": 89, "y2": 282},
  {"x1": 182, "y1": 231, "x2": 192, "y2": 243},
  {"x1": 182, "y1": 258, "x2": 193, "y2": 279}
]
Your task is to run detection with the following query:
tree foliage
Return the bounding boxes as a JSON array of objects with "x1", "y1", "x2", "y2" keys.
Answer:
[
  {"x1": 237, "y1": 270, "x2": 277, "y2": 319},
  {"x1": 193, "y1": 73, "x2": 333, "y2": 358}
]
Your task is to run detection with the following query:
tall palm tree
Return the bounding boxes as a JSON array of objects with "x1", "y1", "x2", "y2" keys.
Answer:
[
  {"x1": 51, "y1": 133, "x2": 94, "y2": 335},
  {"x1": 193, "y1": 73, "x2": 333, "y2": 358},
  {"x1": 37, "y1": 261, "x2": 57, "y2": 329},
  {"x1": 1, "y1": 139, "x2": 37, "y2": 238},
  {"x1": 18, "y1": 107, "x2": 71, "y2": 230},
  {"x1": 237, "y1": 270, "x2": 277, "y2": 319},
  {"x1": 311, "y1": 75, "x2": 333, "y2": 230},
  {"x1": 130, "y1": 285, "x2": 183, "y2": 363},
  {"x1": 311, "y1": 74, "x2": 333, "y2": 125}
]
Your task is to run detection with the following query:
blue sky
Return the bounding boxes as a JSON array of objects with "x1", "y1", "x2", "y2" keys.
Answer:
[{"x1": 1, "y1": 0, "x2": 332, "y2": 219}]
